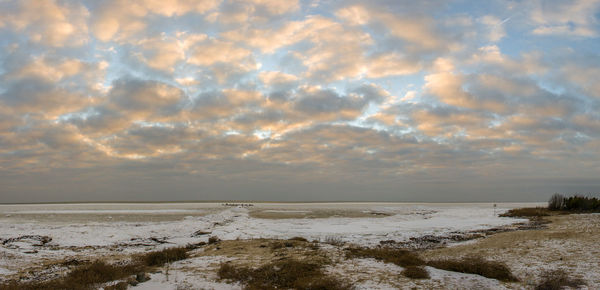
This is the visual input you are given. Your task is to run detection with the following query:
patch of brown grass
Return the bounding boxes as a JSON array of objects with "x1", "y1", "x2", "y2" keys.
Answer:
[
  {"x1": 289, "y1": 236, "x2": 308, "y2": 242},
  {"x1": 141, "y1": 246, "x2": 188, "y2": 266},
  {"x1": 345, "y1": 247, "x2": 424, "y2": 267},
  {"x1": 1, "y1": 246, "x2": 192, "y2": 290},
  {"x1": 535, "y1": 269, "x2": 585, "y2": 290},
  {"x1": 500, "y1": 207, "x2": 550, "y2": 217},
  {"x1": 402, "y1": 266, "x2": 430, "y2": 279},
  {"x1": 0, "y1": 261, "x2": 142, "y2": 290},
  {"x1": 217, "y1": 259, "x2": 351, "y2": 290},
  {"x1": 427, "y1": 256, "x2": 518, "y2": 282}
]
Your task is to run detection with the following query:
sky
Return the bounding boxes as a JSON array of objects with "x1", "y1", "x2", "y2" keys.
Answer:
[{"x1": 0, "y1": 0, "x2": 599, "y2": 203}]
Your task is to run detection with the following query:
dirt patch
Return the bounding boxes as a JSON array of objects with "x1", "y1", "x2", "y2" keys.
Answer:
[{"x1": 195, "y1": 239, "x2": 329, "y2": 269}]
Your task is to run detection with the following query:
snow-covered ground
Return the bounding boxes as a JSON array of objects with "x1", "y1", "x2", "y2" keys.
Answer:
[{"x1": 0, "y1": 202, "x2": 536, "y2": 284}]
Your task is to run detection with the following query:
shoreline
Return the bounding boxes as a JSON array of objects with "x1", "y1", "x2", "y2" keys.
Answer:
[
  {"x1": 1, "y1": 214, "x2": 576, "y2": 289},
  {"x1": 0, "y1": 201, "x2": 546, "y2": 205},
  {"x1": 4, "y1": 205, "x2": 595, "y2": 288}
]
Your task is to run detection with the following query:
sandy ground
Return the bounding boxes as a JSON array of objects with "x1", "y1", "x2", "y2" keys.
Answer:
[{"x1": 422, "y1": 213, "x2": 600, "y2": 288}]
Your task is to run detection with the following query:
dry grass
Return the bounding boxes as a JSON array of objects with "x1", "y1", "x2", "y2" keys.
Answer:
[
  {"x1": 0, "y1": 246, "x2": 192, "y2": 290},
  {"x1": 218, "y1": 259, "x2": 351, "y2": 290},
  {"x1": 323, "y1": 236, "x2": 344, "y2": 246},
  {"x1": 289, "y1": 236, "x2": 308, "y2": 242},
  {"x1": 345, "y1": 247, "x2": 424, "y2": 267},
  {"x1": 427, "y1": 256, "x2": 518, "y2": 282},
  {"x1": 500, "y1": 207, "x2": 551, "y2": 217},
  {"x1": 141, "y1": 246, "x2": 188, "y2": 266},
  {"x1": 535, "y1": 269, "x2": 585, "y2": 290},
  {"x1": 402, "y1": 266, "x2": 430, "y2": 279},
  {"x1": 0, "y1": 261, "x2": 141, "y2": 290},
  {"x1": 422, "y1": 214, "x2": 600, "y2": 286},
  {"x1": 345, "y1": 247, "x2": 515, "y2": 282}
]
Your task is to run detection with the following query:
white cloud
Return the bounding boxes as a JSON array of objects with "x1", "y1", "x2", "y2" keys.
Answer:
[{"x1": 530, "y1": 0, "x2": 600, "y2": 37}]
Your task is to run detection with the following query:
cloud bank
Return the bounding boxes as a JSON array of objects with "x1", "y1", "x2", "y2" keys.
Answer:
[{"x1": 1, "y1": 0, "x2": 599, "y2": 202}]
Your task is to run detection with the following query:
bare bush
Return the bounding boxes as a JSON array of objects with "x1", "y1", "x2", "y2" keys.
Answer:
[{"x1": 548, "y1": 193, "x2": 565, "y2": 210}]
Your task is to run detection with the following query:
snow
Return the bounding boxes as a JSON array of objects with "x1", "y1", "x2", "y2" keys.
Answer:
[
  {"x1": 425, "y1": 266, "x2": 508, "y2": 289},
  {"x1": 0, "y1": 203, "x2": 531, "y2": 250},
  {"x1": 0, "y1": 202, "x2": 534, "y2": 284},
  {"x1": 262, "y1": 210, "x2": 309, "y2": 213},
  {"x1": 0, "y1": 203, "x2": 531, "y2": 251},
  {"x1": 8, "y1": 209, "x2": 203, "y2": 214},
  {"x1": 0, "y1": 267, "x2": 14, "y2": 276}
]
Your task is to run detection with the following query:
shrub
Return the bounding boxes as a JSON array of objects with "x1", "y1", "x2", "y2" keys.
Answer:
[
  {"x1": 217, "y1": 259, "x2": 351, "y2": 290},
  {"x1": 402, "y1": 266, "x2": 430, "y2": 279},
  {"x1": 346, "y1": 247, "x2": 424, "y2": 267},
  {"x1": 142, "y1": 247, "x2": 189, "y2": 266},
  {"x1": 563, "y1": 195, "x2": 600, "y2": 212},
  {"x1": 535, "y1": 269, "x2": 585, "y2": 290},
  {"x1": 427, "y1": 256, "x2": 518, "y2": 282},
  {"x1": 548, "y1": 194, "x2": 565, "y2": 210},
  {"x1": 66, "y1": 261, "x2": 138, "y2": 285}
]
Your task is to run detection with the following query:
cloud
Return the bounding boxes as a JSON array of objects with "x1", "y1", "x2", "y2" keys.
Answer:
[
  {"x1": 336, "y1": 4, "x2": 444, "y2": 50},
  {"x1": 133, "y1": 35, "x2": 186, "y2": 72},
  {"x1": 1, "y1": 0, "x2": 600, "y2": 201},
  {"x1": 91, "y1": 0, "x2": 219, "y2": 42},
  {"x1": 530, "y1": 0, "x2": 600, "y2": 37},
  {"x1": 0, "y1": 0, "x2": 89, "y2": 47},
  {"x1": 259, "y1": 71, "x2": 298, "y2": 89},
  {"x1": 479, "y1": 15, "x2": 507, "y2": 42},
  {"x1": 188, "y1": 38, "x2": 252, "y2": 66}
]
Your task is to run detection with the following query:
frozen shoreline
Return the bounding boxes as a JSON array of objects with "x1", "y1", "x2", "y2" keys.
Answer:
[{"x1": 0, "y1": 202, "x2": 535, "y2": 282}]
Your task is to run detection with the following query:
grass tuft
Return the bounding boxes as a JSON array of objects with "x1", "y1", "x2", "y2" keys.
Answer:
[
  {"x1": 289, "y1": 236, "x2": 308, "y2": 242},
  {"x1": 402, "y1": 265, "x2": 430, "y2": 279},
  {"x1": 142, "y1": 246, "x2": 188, "y2": 266},
  {"x1": 346, "y1": 247, "x2": 424, "y2": 267}
]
